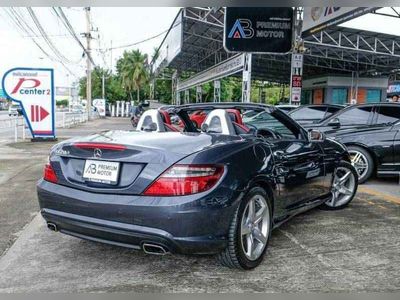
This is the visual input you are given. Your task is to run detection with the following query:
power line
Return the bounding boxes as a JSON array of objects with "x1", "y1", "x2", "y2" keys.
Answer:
[
  {"x1": 2, "y1": 8, "x2": 78, "y2": 78},
  {"x1": 104, "y1": 21, "x2": 181, "y2": 51},
  {"x1": 26, "y1": 7, "x2": 80, "y2": 65},
  {"x1": 53, "y1": 7, "x2": 96, "y2": 67}
]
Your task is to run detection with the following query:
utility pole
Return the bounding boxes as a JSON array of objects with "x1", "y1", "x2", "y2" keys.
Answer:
[
  {"x1": 102, "y1": 74, "x2": 105, "y2": 99},
  {"x1": 84, "y1": 7, "x2": 92, "y2": 119},
  {"x1": 110, "y1": 40, "x2": 113, "y2": 71}
]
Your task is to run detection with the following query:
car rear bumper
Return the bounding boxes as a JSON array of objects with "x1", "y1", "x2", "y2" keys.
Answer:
[
  {"x1": 37, "y1": 179, "x2": 239, "y2": 255},
  {"x1": 41, "y1": 208, "x2": 227, "y2": 254}
]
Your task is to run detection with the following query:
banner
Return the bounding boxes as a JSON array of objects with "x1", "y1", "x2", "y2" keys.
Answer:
[
  {"x1": 93, "y1": 98, "x2": 106, "y2": 117},
  {"x1": 302, "y1": 7, "x2": 374, "y2": 36},
  {"x1": 290, "y1": 54, "x2": 303, "y2": 103},
  {"x1": 224, "y1": 7, "x2": 294, "y2": 54},
  {"x1": 2, "y1": 67, "x2": 55, "y2": 138}
]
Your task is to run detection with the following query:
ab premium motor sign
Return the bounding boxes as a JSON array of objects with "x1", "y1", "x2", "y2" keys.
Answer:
[{"x1": 2, "y1": 68, "x2": 55, "y2": 139}]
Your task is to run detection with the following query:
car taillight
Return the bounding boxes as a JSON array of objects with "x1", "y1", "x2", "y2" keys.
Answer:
[
  {"x1": 43, "y1": 163, "x2": 58, "y2": 183},
  {"x1": 143, "y1": 164, "x2": 225, "y2": 196},
  {"x1": 73, "y1": 142, "x2": 126, "y2": 151}
]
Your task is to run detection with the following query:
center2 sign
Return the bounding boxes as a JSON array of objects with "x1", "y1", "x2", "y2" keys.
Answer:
[{"x1": 224, "y1": 7, "x2": 294, "y2": 54}]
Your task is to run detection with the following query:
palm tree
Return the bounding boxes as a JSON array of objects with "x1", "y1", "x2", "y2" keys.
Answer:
[{"x1": 118, "y1": 50, "x2": 149, "y2": 102}]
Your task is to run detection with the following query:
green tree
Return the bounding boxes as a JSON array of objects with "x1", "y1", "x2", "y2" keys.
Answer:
[
  {"x1": 116, "y1": 50, "x2": 149, "y2": 102},
  {"x1": 79, "y1": 67, "x2": 127, "y2": 104}
]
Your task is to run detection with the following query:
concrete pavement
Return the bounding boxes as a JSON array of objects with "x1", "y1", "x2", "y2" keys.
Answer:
[
  {"x1": 0, "y1": 117, "x2": 131, "y2": 257},
  {"x1": 0, "y1": 116, "x2": 399, "y2": 292},
  {"x1": 0, "y1": 191, "x2": 399, "y2": 292}
]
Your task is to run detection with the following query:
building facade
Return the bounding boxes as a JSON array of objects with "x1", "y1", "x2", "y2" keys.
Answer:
[{"x1": 301, "y1": 76, "x2": 388, "y2": 105}]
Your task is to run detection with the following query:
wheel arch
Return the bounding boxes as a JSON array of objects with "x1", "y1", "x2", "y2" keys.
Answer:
[{"x1": 247, "y1": 177, "x2": 276, "y2": 216}]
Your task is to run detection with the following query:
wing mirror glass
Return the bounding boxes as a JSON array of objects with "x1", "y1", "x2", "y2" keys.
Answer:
[
  {"x1": 328, "y1": 117, "x2": 340, "y2": 127},
  {"x1": 308, "y1": 129, "x2": 325, "y2": 142}
]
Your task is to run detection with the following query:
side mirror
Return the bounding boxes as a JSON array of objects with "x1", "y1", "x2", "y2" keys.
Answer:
[
  {"x1": 308, "y1": 129, "x2": 325, "y2": 142},
  {"x1": 142, "y1": 122, "x2": 158, "y2": 132},
  {"x1": 328, "y1": 117, "x2": 340, "y2": 127}
]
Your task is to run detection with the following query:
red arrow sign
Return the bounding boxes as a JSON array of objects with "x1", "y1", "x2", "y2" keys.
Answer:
[{"x1": 31, "y1": 105, "x2": 49, "y2": 122}]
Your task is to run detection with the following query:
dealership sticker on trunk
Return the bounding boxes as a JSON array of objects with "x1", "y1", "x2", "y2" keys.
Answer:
[{"x1": 83, "y1": 160, "x2": 120, "y2": 184}]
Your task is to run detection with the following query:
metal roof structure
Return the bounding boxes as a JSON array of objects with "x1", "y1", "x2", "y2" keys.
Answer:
[{"x1": 151, "y1": 7, "x2": 400, "y2": 95}]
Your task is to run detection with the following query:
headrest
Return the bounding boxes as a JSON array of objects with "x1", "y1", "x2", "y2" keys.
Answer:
[
  {"x1": 202, "y1": 109, "x2": 236, "y2": 135},
  {"x1": 136, "y1": 109, "x2": 165, "y2": 132}
]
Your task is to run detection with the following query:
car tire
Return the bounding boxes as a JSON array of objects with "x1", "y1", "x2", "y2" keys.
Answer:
[
  {"x1": 217, "y1": 186, "x2": 272, "y2": 270},
  {"x1": 347, "y1": 146, "x2": 374, "y2": 184},
  {"x1": 321, "y1": 160, "x2": 358, "y2": 210}
]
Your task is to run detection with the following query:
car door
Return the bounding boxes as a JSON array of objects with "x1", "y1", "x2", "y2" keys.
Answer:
[
  {"x1": 318, "y1": 105, "x2": 374, "y2": 132},
  {"x1": 394, "y1": 123, "x2": 400, "y2": 172},
  {"x1": 254, "y1": 111, "x2": 328, "y2": 218},
  {"x1": 373, "y1": 105, "x2": 400, "y2": 174},
  {"x1": 271, "y1": 140, "x2": 327, "y2": 209}
]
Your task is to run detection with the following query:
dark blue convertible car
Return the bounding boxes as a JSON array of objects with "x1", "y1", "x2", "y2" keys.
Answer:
[{"x1": 37, "y1": 103, "x2": 358, "y2": 269}]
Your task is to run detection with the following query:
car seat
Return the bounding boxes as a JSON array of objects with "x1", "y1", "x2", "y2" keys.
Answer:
[{"x1": 227, "y1": 109, "x2": 250, "y2": 134}]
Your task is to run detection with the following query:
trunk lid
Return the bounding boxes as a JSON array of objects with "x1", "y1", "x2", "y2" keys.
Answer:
[{"x1": 50, "y1": 130, "x2": 242, "y2": 195}]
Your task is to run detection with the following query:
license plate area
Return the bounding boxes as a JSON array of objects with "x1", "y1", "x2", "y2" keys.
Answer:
[{"x1": 83, "y1": 159, "x2": 120, "y2": 185}]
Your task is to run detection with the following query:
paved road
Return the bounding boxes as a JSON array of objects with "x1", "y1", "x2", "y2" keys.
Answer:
[
  {"x1": 0, "y1": 114, "x2": 130, "y2": 144},
  {"x1": 0, "y1": 111, "x2": 8, "y2": 120},
  {"x1": 0, "y1": 191, "x2": 399, "y2": 292},
  {"x1": 0, "y1": 117, "x2": 398, "y2": 292},
  {"x1": 0, "y1": 117, "x2": 131, "y2": 256}
]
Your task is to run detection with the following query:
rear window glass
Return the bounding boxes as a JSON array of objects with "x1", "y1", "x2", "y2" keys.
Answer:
[
  {"x1": 336, "y1": 106, "x2": 373, "y2": 125},
  {"x1": 376, "y1": 106, "x2": 400, "y2": 125}
]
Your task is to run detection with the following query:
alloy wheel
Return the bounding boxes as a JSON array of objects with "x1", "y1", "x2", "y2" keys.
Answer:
[
  {"x1": 240, "y1": 195, "x2": 270, "y2": 261},
  {"x1": 349, "y1": 150, "x2": 369, "y2": 180},
  {"x1": 326, "y1": 166, "x2": 356, "y2": 208}
]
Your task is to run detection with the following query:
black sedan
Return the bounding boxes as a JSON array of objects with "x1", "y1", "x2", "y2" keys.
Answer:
[
  {"x1": 37, "y1": 103, "x2": 358, "y2": 270},
  {"x1": 289, "y1": 104, "x2": 344, "y2": 125},
  {"x1": 304, "y1": 103, "x2": 400, "y2": 183}
]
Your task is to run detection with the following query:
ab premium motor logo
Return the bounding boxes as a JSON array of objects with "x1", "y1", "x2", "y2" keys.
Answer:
[
  {"x1": 227, "y1": 17, "x2": 292, "y2": 41},
  {"x1": 228, "y1": 19, "x2": 254, "y2": 39}
]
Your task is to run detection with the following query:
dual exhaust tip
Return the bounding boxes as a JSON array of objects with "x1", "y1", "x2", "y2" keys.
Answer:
[
  {"x1": 46, "y1": 222, "x2": 169, "y2": 256},
  {"x1": 47, "y1": 222, "x2": 58, "y2": 232},
  {"x1": 142, "y1": 243, "x2": 169, "y2": 256}
]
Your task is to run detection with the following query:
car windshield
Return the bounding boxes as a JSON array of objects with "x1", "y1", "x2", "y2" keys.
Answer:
[
  {"x1": 290, "y1": 106, "x2": 327, "y2": 121},
  {"x1": 243, "y1": 110, "x2": 258, "y2": 118},
  {"x1": 244, "y1": 111, "x2": 298, "y2": 139}
]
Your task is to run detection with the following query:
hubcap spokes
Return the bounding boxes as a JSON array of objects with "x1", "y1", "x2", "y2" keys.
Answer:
[
  {"x1": 328, "y1": 166, "x2": 355, "y2": 207},
  {"x1": 349, "y1": 150, "x2": 368, "y2": 179},
  {"x1": 241, "y1": 195, "x2": 270, "y2": 261}
]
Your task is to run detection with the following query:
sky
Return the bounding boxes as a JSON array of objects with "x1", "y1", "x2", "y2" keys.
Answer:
[
  {"x1": 0, "y1": 7, "x2": 180, "y2": 88},
  {"x1": 0, "y1": 7, "x2": 400, "y2": 89}
]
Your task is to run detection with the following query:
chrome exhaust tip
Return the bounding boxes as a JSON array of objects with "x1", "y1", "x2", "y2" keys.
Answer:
[
  {"x1": 47, "y1": 222, "x2": 58, "y2": 232},
  {"x1": 142, "y1": 243, "x2": 169, "y2": 256}
]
